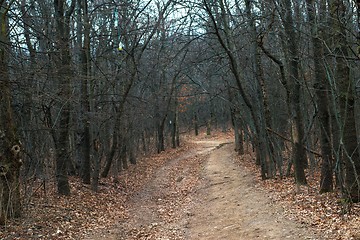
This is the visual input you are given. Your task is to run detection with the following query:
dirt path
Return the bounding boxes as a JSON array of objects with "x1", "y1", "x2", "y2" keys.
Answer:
[
  {"x1": 85, "y1": 139, "x2": 319, "y2": 239},
  {"x1": 115, "y1": 140, "x2": 223, "y2": 240},
  {"x1": 189, "y1": 141, "x2": 318, "y2": 240}
]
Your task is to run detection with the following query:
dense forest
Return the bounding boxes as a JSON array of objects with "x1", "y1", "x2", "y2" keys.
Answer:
[{"x1": 0, "y1": 0, "x2": 359, "y2": 227}]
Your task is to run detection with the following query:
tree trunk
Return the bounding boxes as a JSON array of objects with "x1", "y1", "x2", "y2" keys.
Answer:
[
  {"x1": 172, "y1": 113, "x2": 177, "y2": 148},
  {"x1": 156, "y1": 71, "x2": 178, "y2": 153},
  {"x1": 0, "y1": 3, "x2": 22, "y2": 224},
  {"x1": 176, "y1": 120, "x2": 180, "y2": 147},
  {"x1": 129, "y1": 144, "x2": 136, "y2": 165},
  {"x1": 207, "y1": 96, "x2": 215, "y2": 136},
  {"x1": 79, "y1": 0, "x2": 91, "y2": 185},
  {"x1": 282, "y1": 0, "x2": 307, "y2": 185},
  {"x1": 245, "y1": 0, "x2": 276, "y2": 177},
  {"x1": 142, "y1": 130, "x2": 148, "y2": 153},
  {"x1": 331, "y1": 0, "x2": 360, "y2": 201},
  {"x1": 194, "y1": 111, "x2": 199, "y2": 136},
  {"x1": 172, "y1": 89, "x2": 179, "y2": 148},
  {"x1": 157, "y1": 120, "x2": 165, "y2": 153},
  {"x1": 228, "y1": 85, "x2": 244, "y2": 155},
  {"x1": 91, "y1": 139, "x2": 101, "y2": 192},
  {"x1": 101, "y1": 54, "x2": 136, "y2": 178},
  {"x1": 53, "y1": 0, "x2": 75, "y2": 195},
  {"x1": 231, "y1": 110, "x2": 244, "y2": 155},
  {"x1": 127, "y1": 127, "x2": 136, "y2": 164},
  {"x1": 206, "y1": 119, "x2": 211, "y2": 136},
  {"x1": 306, "y1": 0, "x2": 333, "y2": 193},
  {"x1": 120, "y1": 144, "x2": 128, "y2": 170},
  {"x1": 101, "y1": 133, "x2": 117, "y2": 178}
]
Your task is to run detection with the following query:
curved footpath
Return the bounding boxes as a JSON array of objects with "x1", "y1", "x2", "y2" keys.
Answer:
[{"x1": 85, "y1": 139, "x2": 319, "y2": 240}]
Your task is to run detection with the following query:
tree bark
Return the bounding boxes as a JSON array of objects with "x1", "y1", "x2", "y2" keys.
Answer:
[
  {"x1": 91, "y1": 139, "x2": 101, "y2": 192},
  {"x1": 20, "y1": 0, "x2": 38, "y2": 177},
  {"x1": 157, "y1": 120, "x2": 166, "y2": 153},
  {"x1": 231, "y1": 110, "x2": 244, "y2": 155},
  {"x1": 194, "y1": 111, "x2": 199, "y2": 136},
  {"x1": 0, "y1": 2, "x2": 22, "y2": 224},
  {"x1": 79, "y1": 0, "x2": 91, "y2": 185},
  {"x1": 245, "y1": 0, "x2": 276, "y2": 177},
  {"x1": 101, "y1": 133, "x2": 117, "y2": 178},
  {"x1": 282, "y1": 0, "x2": 307, "y2": 185},
  {"x1": 53, "y1": 0, "x2": 75, "y2": 195},
  {"x1": 157, "y1": 71, "x2": 178, "y2": 153},
  {"x1": 172, "y1": 102, "x2": 179, "y2": 149},
  {"x1": 306, "y1": 0, "x2": 333, "y2": 193},
  {"x1": 228, "y1": 85, "x2": 244, "y2": 155},
  {"x1": 331, "y1": 0, "x2": 360, "y2": 201}
]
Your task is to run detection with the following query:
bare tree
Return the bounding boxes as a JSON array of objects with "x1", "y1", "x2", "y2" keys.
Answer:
[
  {"x1": 0, "y1": 0, "x2": 22, "y2": 224},
  {"x1": 101, "y1": 0, "x2": 173, "y2": 177},
  {"x1": 330, "y1": 0, "x2": 360, "y2": 201},
  {"x1": 52, "y1": 0, "x2": 76, "y2": 195},
  {"x1": 77, "y1": 0, "x2": 92, "y2": 185},
  {"x1": 281, "y1": 0, "x2": 307, "y2": 185},
  {"x1": 306, "y1": 0, "x2": 333, "y2": 192}
]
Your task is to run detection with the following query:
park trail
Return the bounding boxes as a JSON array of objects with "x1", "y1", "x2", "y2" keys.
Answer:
[{"x1": 85, "y1": 138, "x2": 319, "y2": 240}]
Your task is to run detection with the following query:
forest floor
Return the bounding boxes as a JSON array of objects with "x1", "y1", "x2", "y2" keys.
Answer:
[{"x1": 1, "y1": 131, "x2": 360, "y2": 239}]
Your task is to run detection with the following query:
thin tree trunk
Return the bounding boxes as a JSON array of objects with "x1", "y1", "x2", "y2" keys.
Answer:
[
  {"x1": 129, "y1": 142, "x2": 136, "y2": 165},
  {"x1": 128, "y1": 124, "x2": 136, "y2": 165},
  {"x1": 157, "y1": 120, "x2": 166, "y2": 153},
  {"x1": 157, "y1": 71, "x2": 179, "y2": 153},
  {"x1": 142, "y1": 130, "x2": 148, "y2": 153},
  {"x1": 176, "y1": 116, "x2": 180, "y2": 147},
  {"x1": 306, "y1": 0, "x2": 333, "y2": 193},
  {"x1": 228, "y1": 85, "x2": 244, "y2": 155},
  {"x1": 194, "y1": 111, "x2": 199, "y2": 136},
  {"x1": 327, "y1": 0, "x2": 345, "y2": 193},
  {"x1": 20, "y1": 0, "x2": 37, "y2": 177},
  {"x1": 245, "y1": 0, "x2": 276, "y2": 177},
  {"x1": 172, "y1": 113, "x2": 177, "y2": 148},
  {"x1": 101, "y1": 133, "x2": 117, "y2": 178},
  {"x1": 232, "y1": 111, "x2": 244, "y2": 155},
  {"x1": 53, "y1": 0, "x2": 75, "y2": 195},
  {"x1": 0, "y1": 2, "x2": 22, "y2": 224},
  {"x1": 282, "y1": 0, "x2": 307, "y2": 185},
  {"x1": 91, "y1": 139, "x2": 101, "y2": 192},
  {"x1": 79, "y1": 0, "x2": 91, "y2": 184},
  {"x1": 207, "y1": 90, "x2": 214, "y2": 136},
  {"x1": 101, "y1": 60, "x2": 134, "y2": 178},
  {"x1": 121, "y1": 143, "x2": 128, "y2": 170}
]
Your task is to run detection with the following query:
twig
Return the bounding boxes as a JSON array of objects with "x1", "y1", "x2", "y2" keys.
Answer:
[{"x1": 266, "y1": 127, "x2": 322, "y2": 157}]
